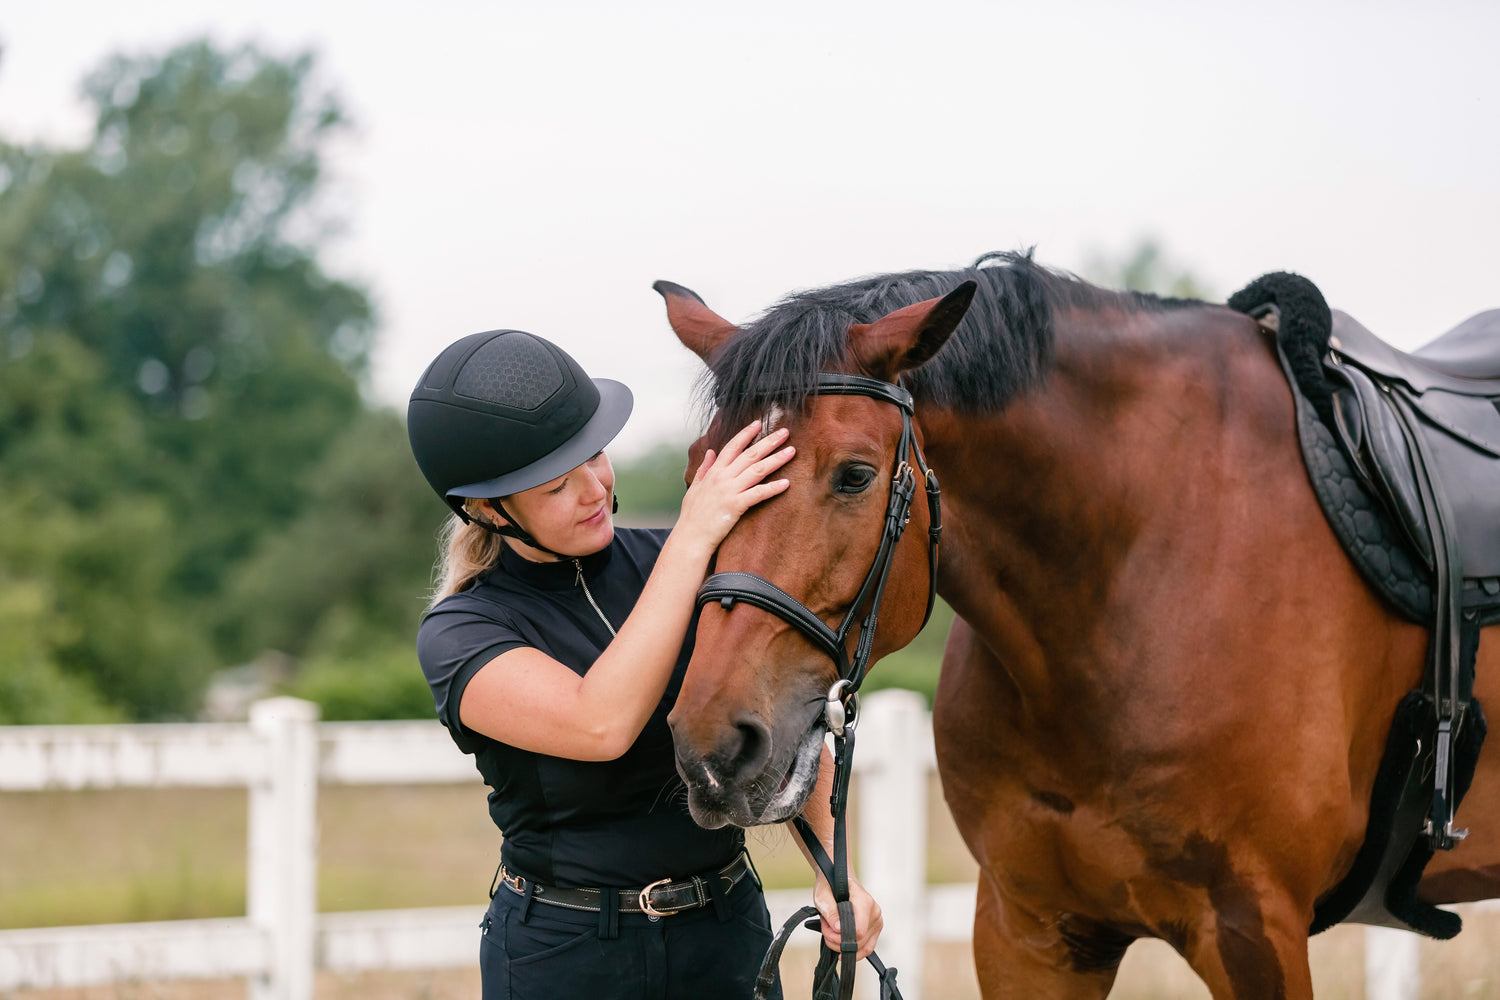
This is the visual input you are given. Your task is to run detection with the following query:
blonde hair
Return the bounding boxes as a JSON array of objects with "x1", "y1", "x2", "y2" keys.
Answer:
[{"x1": 428, "y1": 499, "x2": 505, "y2": 611}]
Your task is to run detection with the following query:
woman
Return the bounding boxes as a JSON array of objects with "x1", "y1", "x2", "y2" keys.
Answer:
[{"x1": 407, "y1": 329, "x2": 882, "y2": 999}]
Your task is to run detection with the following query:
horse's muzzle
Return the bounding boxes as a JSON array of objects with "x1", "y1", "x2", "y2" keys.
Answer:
[{"x1": 672, "y1": 716, "x2": 825, "y2": 829}]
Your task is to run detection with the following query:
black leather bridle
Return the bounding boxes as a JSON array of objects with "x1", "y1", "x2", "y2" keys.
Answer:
[
  {"x1": 695, "y1": 372, "x2": 942, "y2": 700},
  {"x1": 693, "y1": 372, "x2": 942, "y2": 1000}
]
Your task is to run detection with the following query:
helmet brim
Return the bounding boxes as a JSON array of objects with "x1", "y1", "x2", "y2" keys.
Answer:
[{"x1": 445, "y1": 378, "x2": 634, "y2": 503}]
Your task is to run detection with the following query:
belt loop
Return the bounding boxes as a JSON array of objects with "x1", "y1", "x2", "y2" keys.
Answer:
[
  {"x1": 489, "y1": 861, "x2": 503, "y2": 900},
  {"x1": 518, "y1": 880, "x2": 537, "y2": 923},
  {"x1": 598, "y1": 887, "x2": 620, "y2": 940},
  {"x1": 705, "y1": 869, "x2": 732, "y2": 923},
  {"x1": 742, "y1": 848, "x2": 765, "y2": 891}
]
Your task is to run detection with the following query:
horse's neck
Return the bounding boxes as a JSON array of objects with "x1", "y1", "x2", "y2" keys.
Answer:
[{"x1": 921, "y1": 305, "x2": 1281, "y2": 706}]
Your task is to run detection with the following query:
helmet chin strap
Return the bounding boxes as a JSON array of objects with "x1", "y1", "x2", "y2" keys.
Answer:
[{"x1": 473, "y1": 494, "x2": 620, "y2": 561}]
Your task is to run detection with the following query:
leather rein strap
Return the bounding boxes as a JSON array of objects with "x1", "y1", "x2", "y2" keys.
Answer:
[{"x1": 695, "y1": 372, "x2": 939, "y2": 1000}]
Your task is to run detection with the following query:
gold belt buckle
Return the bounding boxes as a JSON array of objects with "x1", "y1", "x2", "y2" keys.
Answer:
[
  {"x1": 500, "y1": 868, "x2": 526, "y2": 894},
  {"x1": 638, "y1": 876, "x2": 673, "y2": 917}
]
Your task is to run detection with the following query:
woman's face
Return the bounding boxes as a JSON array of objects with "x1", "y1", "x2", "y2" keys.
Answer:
[{"x1": 484, "y1": 452, "x2": 616, "y2": 560}]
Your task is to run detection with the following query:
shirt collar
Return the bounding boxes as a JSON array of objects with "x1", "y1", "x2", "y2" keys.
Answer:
[{"x1": 495, "y1": 538, "x2": 615, "y2": 591}]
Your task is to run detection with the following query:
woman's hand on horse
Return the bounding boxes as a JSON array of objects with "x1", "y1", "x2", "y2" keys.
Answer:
[
  {"x1": 813, "y1": 874, "x2": 883, "y2": 960},
  {"x1": 675, "y1": 420, "x2": 794, "y2": 557}
]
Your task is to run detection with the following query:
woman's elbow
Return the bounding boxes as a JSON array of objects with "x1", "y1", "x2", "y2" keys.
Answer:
[{"x1": 585, "y1": 723, "x2": 639, "y2": 762}]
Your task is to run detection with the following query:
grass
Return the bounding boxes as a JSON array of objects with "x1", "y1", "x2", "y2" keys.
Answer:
[{"x1": 0, "y1": 778, "x2": 972, "y2": 930}]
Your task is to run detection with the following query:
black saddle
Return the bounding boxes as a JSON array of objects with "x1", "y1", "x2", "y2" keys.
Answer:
[
  {"x1": 1326, "y1": 309, "x2": 1500, "y2": 586},
  {"x1": 1229, "y1": 274, "x2": 1498, "y2": 941}
]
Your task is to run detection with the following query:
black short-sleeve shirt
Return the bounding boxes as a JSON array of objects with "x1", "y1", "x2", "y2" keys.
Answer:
[{"x1": 417, "y1": 528, "x2": 743, "y2": 887}]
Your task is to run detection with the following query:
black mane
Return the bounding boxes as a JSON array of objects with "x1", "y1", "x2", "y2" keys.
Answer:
[{"x1": 701, "y1": 251, "x2": 1197, "y2": 430}]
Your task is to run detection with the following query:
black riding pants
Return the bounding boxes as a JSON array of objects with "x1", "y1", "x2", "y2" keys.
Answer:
[{"x1": 480, "y1": 870, "x2": 783, "y2": 1000}]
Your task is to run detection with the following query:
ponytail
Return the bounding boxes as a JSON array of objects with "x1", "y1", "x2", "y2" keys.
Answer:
[{"x1": 428, "y1": 500, "x2": 505, "y2": 611}]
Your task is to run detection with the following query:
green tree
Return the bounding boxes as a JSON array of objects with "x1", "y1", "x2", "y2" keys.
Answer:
[
  {"x1": 612, "y1": 440, "x2": 692, "y2": 522},
  {"x1": 219, "y1": 408, "x2": 441, "y2": 664},
  {"x1": 0, "y1": 41, "x2": 376, "y2": 719},
  {"x1": 1083, "y1": 237, "x2": 1214, "y2": 300}
]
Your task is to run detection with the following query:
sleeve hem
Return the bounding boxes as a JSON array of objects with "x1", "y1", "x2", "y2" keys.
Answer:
[{"x1": 445, "y1": 639, "x2": 530, "y2": 746}]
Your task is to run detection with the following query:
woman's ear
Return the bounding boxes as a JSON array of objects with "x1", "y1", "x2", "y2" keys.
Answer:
[{"x1": 470, "y1": 498, "x2": 509, "y2": 529}]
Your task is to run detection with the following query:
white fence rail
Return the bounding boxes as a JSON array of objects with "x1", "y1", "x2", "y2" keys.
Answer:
[
  {"x1": 0, "y1": 690, "x2": 1449, "y2": 999},
  {"x1": 0, "y1": 691, "x2": 957, "y2": 999}
]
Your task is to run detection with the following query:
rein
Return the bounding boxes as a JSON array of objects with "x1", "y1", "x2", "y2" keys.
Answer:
[{"x1": 694, "y1": 372, "x2": 941, "y2": 1000}]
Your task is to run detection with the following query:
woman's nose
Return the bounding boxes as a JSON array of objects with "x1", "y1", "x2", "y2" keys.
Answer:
[{"x1": 580, "y1": 467, "x2": 609, "y2": 503}]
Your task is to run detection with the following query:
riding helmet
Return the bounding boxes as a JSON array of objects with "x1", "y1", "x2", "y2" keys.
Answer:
[{"x1": 407, "y1": 330, "x2": 633, "y2": 517}]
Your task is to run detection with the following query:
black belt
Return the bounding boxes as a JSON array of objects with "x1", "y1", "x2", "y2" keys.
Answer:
[{"x1": 497, "y1": 851, "x2": 755, "y2": 917}]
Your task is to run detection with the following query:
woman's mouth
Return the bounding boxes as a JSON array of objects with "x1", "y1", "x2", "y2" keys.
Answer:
[{"x1": 581, "y1": 504, "x2": 608, "y2": 526}]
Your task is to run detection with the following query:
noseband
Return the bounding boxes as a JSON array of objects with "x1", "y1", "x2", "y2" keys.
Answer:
[{"x1": 694, "y1": 372, "x2": 943, "y2": 715}]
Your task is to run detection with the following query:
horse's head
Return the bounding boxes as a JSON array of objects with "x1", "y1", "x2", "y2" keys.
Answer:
[{"x1": 655, "y1": 278, "x2": 975, "y2": 828}]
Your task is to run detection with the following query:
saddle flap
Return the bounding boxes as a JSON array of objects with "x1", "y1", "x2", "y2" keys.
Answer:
[
  {"x1": 1411, "y1": 388, "x2": 1500, "y2": 458},
  {"x1": 1328, "y1": 364, "x2": 1434, "y2": 568},
  {"x1": 1413, "y1": 414, "x2": 1500, "y2": 579}
]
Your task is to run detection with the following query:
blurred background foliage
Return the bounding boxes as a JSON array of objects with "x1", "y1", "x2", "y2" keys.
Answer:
[{"x1": 0, "y1": 39, "x2": 1208, "y2": 725}]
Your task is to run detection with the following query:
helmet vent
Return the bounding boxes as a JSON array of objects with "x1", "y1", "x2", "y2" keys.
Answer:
[{"x1": 453, "y1": 333, "x2": 564, "y2": 410}]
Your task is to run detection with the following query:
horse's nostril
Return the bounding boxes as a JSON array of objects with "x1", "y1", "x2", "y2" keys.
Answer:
[{"x1": 725, "y1": 714, "x2": 773, "y2": 784}]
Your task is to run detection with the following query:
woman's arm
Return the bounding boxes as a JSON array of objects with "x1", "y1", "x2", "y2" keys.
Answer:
[
  {"x1": 789, "y1": 742, "x2": 884, "y2": 959},
  {"x1": 458, "y1": 420, "x2": 793, "y2": 761}
]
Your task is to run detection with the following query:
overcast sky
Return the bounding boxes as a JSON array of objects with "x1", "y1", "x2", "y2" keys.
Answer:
[{"x1": 3, "y1": 1, "x2": 1496, "y2": 456}]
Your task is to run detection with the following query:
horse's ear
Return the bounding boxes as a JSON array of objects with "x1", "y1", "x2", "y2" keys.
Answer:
[
  {"x1": 654, "y1": 280, "x2": 739, "y2": 361},
  {"x1": 849, "y1": 280, "x2": 977, "y2": 380}
]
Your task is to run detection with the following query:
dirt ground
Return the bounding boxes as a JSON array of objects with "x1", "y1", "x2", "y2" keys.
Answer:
[{"x1": 9, "y1": 919, "x2": 1500, "y2": 1000}]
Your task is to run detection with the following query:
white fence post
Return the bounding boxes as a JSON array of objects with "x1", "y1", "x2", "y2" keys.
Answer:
[
  {"x1": 247, "y1": 697, "x2": 320, "y2": 1000},
  {"x1": 857, "y1": 689, "x2": 930, "y2": 1000},
  {"x1": 1364, "y1": 925, "x2": 1420, "y2": 1000}
]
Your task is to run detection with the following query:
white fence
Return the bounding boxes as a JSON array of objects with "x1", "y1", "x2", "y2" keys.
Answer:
[{"x1": 0, "y1": 690, "x2": 1450, "y2": 999}]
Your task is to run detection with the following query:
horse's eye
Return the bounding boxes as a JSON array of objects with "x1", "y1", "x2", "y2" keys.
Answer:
[{"x1": 835, "y1": 464, "x2": 877, "y2": 494}]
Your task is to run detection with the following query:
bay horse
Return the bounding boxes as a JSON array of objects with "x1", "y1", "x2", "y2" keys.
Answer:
[{"x1": 654, "y1": 253, "x2": 1500, "y2": 999}]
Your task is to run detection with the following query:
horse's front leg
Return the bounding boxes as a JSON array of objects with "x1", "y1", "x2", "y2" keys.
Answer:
[
  {"x1": 1175, "y1": 890, "x2": 1314, "y2": 1000},
  {"x1": 972, "y1": 873, "x2": 1130, "y2": 1000}
]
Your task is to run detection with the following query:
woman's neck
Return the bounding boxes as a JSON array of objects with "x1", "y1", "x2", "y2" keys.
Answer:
[{"x1": 502, "y1": 536, "x2": 565, "y2": 563}]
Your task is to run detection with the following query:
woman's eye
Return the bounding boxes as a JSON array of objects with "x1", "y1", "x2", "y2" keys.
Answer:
[{"x1": 836, "y1": 466, "x2": 876, "y2": 494}]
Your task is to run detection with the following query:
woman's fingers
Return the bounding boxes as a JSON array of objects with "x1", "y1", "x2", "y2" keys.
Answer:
[
  {"x1": 704, "y1": 425, "x2": 792, "y2": 491},
  {"x1": 743, "y1": 478, "x2": 790, "y2": 506},
  {"x1": 718, "y1": 421, "x2": 790, "y2": 470},
  {"x1": 734, "y1": 426, "x2": 790, "y2": 468},
  {"x1": 716, "y1": 419, "x2": 766, "y2": 463},
  {"x1": 816, "y1": 882, "x2": 882, "y2": 959},
  {"x1": 743, "y1": 446, "x2": 795, "y2": 482},
  {"x1": 692, "y1": 448, "x2": 717, "y2": 484}
]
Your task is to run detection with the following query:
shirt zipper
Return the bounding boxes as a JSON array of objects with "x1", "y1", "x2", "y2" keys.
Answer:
[{"x1": 573, "y1": 559, "x2": 618, "y2": 637}]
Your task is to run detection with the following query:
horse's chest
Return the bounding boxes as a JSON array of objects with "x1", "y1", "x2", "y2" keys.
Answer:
[{"x1": 933, "y1": 663, "x2": 1159, "y2": 918}]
